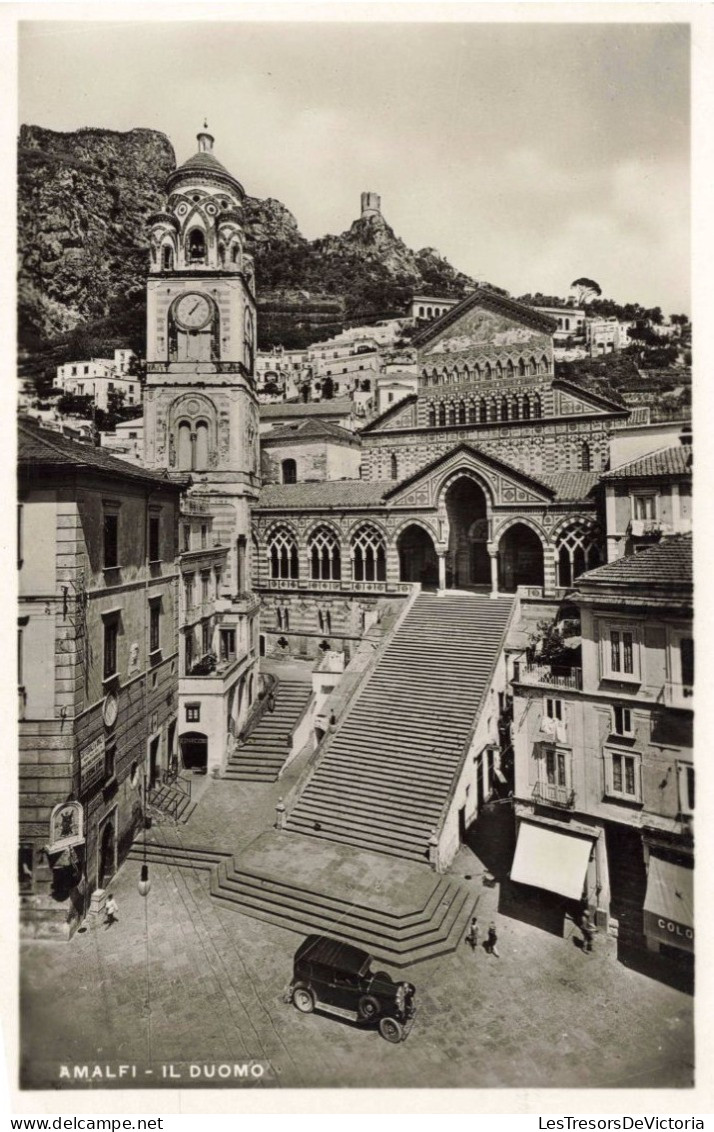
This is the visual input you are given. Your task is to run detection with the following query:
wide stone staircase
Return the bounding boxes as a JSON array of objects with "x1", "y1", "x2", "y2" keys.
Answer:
[
  {"x1": 284, "y1": 592, "x2": 515, "y2": 862},
  {"x1": 223, "y1": 679, "x2": 312, "y2": 782},
  {"x1": 127, "y1": 834, "x2": 478, "y2": 967}
]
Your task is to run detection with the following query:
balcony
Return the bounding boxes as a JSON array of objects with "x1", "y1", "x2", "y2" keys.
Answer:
[
  {"x1": 629, "y1": 519, "x2": 665, "y2": 538},
  {"x1": 514, "y1": 662, "x2": 582, "y2": 690},
  {"x1": 532, "y1": 782, "x2": 576, "y2": 809}
]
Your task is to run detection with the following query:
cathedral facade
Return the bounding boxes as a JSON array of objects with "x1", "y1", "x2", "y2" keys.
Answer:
[{"x1": 253, "y1": 289, "x2": 628, "y2": 660}]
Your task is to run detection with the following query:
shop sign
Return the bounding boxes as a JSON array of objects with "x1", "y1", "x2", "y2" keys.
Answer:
[
  {"x1": 81, "y1": 736, "x2": 106, "y2": 794},
  {"x1": 643, "y1": 910, "x2": 694, "y2": 952},
  {"x1": 48, "y1": 801, "x2": 85, "y2": 853}
]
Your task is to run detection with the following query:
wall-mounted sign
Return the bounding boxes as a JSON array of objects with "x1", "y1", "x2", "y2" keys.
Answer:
[
  {"x1": 47, "y1": 801, "x2": 85, "y2": 853},
  {"x1": 80, "y1": 736, "x2": 106, "y2": 794}
]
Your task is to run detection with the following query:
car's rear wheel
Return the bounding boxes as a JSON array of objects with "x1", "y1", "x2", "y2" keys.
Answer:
[
  {"x1": 379, "y1": 1016, "x2": 403, "y2": 1043},
  {"x1": 293, "y1": 986, "x2": 315, "y2": 1014},
  {"x1": 358, "y1": 995, "x2": 380, "y2": 1020}
]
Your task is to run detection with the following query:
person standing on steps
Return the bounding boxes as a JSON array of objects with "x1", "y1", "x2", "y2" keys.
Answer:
[
  {"x1": 485, "y1": 921, "x2": 500, "y2": 957},
  {"x1": 465, "y1": 916, "x2": 479, "y2": 952}
]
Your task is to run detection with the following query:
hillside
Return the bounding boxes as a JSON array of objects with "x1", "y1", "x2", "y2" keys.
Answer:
[{"x1": 17, "y1": 125, "x2": 474, "y2": 373}]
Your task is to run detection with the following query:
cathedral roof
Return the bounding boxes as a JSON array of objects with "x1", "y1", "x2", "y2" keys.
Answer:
[
  {"x1": 601, "y1": 444, "x2": 692, "y2": 480},
  {"x1": 540, "y1": 471, "x2": 601, "y2": 502},
  {"x1": 411, "y1": 286, "x2": 558, "y2": 348},
  {"x1": 256, "y1": 481, "x2": 390, "y2": 510}
]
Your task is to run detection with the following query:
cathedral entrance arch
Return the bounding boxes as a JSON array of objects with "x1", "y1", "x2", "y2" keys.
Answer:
[
  {"x1": 444, "y1": 476, "x2": 490, "y2": 588},
  {"x1": 397, "y1": 525, "x2": 438, "y2": 588},
  {"x1": 498, "y1": 523, "x2": 545, "y2": 592}
]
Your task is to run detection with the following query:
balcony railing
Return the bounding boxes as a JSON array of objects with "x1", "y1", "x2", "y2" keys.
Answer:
[
  {"x1": 533, "y1": 782, "x2": 576, "y2": 809},
  {"x1": 514, "y1": 662, "x2": 582, "y2": 690}
]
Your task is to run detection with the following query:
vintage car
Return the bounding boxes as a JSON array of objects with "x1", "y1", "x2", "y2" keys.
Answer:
[{"x1": 284, "y1": 934, "x2": 416, "y2": 1043}]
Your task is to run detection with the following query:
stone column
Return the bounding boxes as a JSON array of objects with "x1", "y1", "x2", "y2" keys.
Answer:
[
  {"x1": 489, "y1": 550, "x2": 499, "y2": 598},
  {"x1": 437, "y1": 551, "x2": 446, "y2": 593}
]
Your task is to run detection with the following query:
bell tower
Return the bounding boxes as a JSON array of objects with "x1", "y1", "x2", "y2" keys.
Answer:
[{"x1": 143, "y1": 126, "x2": 260, "y2": 726}]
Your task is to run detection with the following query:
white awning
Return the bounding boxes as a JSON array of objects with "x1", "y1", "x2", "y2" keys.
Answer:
[
  {"x1": 511, "y1": 822, "x2": 593, "y2": 900},
  {"x1": 643, "y1": 856, "x2": 694, "y2": 951}
]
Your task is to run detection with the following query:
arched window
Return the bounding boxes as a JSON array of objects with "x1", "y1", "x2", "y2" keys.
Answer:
[
  {"x1": 432, "y1": 371, "x2": 439, "y2": 386},
  {"x1": 506, "y1": 359, "x2": 514, "y2": 379},
  {"x1": 479, "y1": 398, "x2": 488, "y2": 423},
  {"x1": 269, "y1": 528, "x2": 299, "y2": 580},
  {"x1": 458, "y1": 401, "x2": 466, "y2": 424},
  {"x1": 533, "y1": 394, "x2": 542, "y2": 418},
  {"x1": 438, "y1": 403, "x2": 446, "y2": 427},
  {"x1": 218, "y1": 244, "x2": 226, "y2": 268},
  {"x1": 556, "y1": 522, "x2": 602, "y2": 588},
  {"x1": 580, "y1": 442, "x2": 591, "y2": 471},
  {"x1": 511, "y1": 396, "x2": 520, "y2": 420},
  {"x1": 162, "y1": 245, "x2": 174, "y2": 271},
  {"x1": 448, "y1": 404, "x2": 456, "y2": 426},
  {"x1": 518, "y1": 357, "x2": 526, "y2": 376},
  {"x1": 352, "y1": 524, "x2": 386, "y2": 583},
  {"x1": 522, "y1": 394, "x2": 531, "y2": 420},
  {"x1": 468, "y1": 401, "x2": 476, "y2": 423},
  {"x1": 194, "y1": 420, "x2": 209, "y2": 469},
  {"x1": 308, "y1": 526, "x2": 341, "y2": 581},
  {"x1": 501, "y1": 397, "x2": 509, "y2": 421},
  {"x1": 231, "y1": 244, "x2": 240, "y2": 265},
  {"x1": 496, "y1": 361, "x2": 504, "y2": 381},
  {"x1": 484, "y1": 362, "x2": 492, "y2": 380},
  {"x1": 282, "y1": 458, "x2": 297, "y2": 484},
  {"x1": 177, "y1": 421, "x2": 192, "y2": 471},
  {"x1": 391, "y1": 453, "x2": 398, "y2": 480},
  {"x1": 541, "y1": 354, "x2": 550, "y2": 374},
  {"x1": 427, "y1": 403, "x2": 436, "y2": 427},
  {"x1": 529, "y1": 356, "x2": 537, "y2": 375},
  {"x1": 473, "y1": 363, "x2": 481, "y2": 381},
  {"x1": 187, "y1": 228, "x2": 206, "y2": 263},
  {"x1": 491, "y1": 397, "x2": 499, "y2": 421},
  {"x1": 463, "y1": 364, "x2": 470, "y2": 382}
]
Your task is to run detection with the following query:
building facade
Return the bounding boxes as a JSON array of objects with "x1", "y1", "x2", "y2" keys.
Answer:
[
  {"x1": 511, "y1": 534, "x2": 693, "y2": 957},
  {"x1": 18, "y1": 418, "x2": 184, "y2": 938}
]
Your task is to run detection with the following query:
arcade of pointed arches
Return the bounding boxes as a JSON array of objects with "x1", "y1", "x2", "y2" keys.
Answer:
[
  {"x1": 259, "y1": 491, "x2": 601, "y2": 595},
  {"x1": 421, "y1": 354, "x2": 551, "y2": 387},
  {"x1": 427, "y1": 392, "x2": 543, "y2": 427}
]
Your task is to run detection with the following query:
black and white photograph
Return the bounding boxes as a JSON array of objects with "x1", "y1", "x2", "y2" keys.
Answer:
[{"x1": 11, "y1": 5, "x2": 704, "y2": 1107}]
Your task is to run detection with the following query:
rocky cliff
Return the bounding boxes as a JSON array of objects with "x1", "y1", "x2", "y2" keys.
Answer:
[{"x1": 18, "y1": 125, "x2": 475, "y2": 369}]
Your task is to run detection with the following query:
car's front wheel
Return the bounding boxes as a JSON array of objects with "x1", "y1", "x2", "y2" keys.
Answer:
[
  {"x1": 292, "y1": 986, "x2": 315, "y2": 1014},
  {"x1": 379, "y1": 1016, "x2": 403, "y2": 1043},
  {"x1": 358, "y1": 995, "x2": 380, "y2": 1020}
]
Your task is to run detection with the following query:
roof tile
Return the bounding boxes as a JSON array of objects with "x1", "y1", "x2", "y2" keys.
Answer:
[
  {"x1": 256, "y1": 481, "x2": 390, "y2": 510},
  {"x1": 602, "y1": 444, "x2": 692, "y2": 480},
  {"x1": 577, "y1": 533, "x2": 692, "y2": 589}
]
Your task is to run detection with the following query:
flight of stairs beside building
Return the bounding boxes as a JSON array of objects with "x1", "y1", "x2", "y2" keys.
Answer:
[
  {"x1": 285, "y1": 592, "x2": 515, "y2": 861},
  {"x1": 223, "y1": 679, "x2": 312, "y2": 782}
]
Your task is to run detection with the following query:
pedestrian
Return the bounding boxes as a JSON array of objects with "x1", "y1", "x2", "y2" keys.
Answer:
[
  {"x1": 465, "y1": 916, "x2": 479, "y2": 952},
  {"x1": 104, "y1": 893, "x2": 119, "y2": 928},
  {"x1": 267, "y1": 690, "x2": 276, "y2": 713},
  {"x1": 581, "y1": 911, "x2": 596, "y2": 954},
  {"x1": 486, "y1": 921, "x2": 500, "y2": 957}
]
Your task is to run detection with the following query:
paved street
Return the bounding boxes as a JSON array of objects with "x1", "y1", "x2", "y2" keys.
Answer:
[{"x1": 20, "y1": 775, "x2": 693, "y2": 1092}]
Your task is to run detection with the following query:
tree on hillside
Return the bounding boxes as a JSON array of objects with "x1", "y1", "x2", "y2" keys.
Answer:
[
  {"x1": 570, "y1": 278, "x2": 602, "y2": 305},
  {"x1": 321, "y1": 376, "x2": 335, "y2": 401}
]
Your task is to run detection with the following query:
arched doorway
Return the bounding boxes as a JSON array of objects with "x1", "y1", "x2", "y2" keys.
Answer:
[
  {"x1": 445, "y1": 476, "x2": 490, "y2": 588},
  {"x1": 397, "y1": 525, "x2": 439, "y2": 588},
  {"x1": 181, "y1": 732, "x2": 208, "y2": 773},
  {"x1": 98, "y1": 817, "x2": 116, "y2": 889},
  {"x1": 498, "y1": 524, "x2": 545, "y2": 592}
]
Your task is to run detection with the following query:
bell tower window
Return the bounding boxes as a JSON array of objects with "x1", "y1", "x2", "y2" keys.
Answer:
[
  {"x1": 162, "y1": 245, "x2": 174, "y2": 271},
  {"x1": 177, "y1": 421, "x2": 192, "y2": 471},
  {"x1": 187, "y1": 229, "x2": 206, "y2": 264},
  {"x1": 195, "y1": 421, "x2": 209, "y2": 469}
]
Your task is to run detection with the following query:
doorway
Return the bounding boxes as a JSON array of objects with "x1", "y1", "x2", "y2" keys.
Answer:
[
  {"x1": 397, "y1": 524, "x2": 439, "y2": 587},
  {"x1": 97, "y1": 811, "x2": 117, "y2": 890},
  {"x1": 181, "y1": 732, "x2": 208, "y2": 773},
  {"x1": 445, "y1": 476, "x2": 490, "y2": 587},
  {"x1": 148, "y1": 734, "x2": 161, "y2": 789}
]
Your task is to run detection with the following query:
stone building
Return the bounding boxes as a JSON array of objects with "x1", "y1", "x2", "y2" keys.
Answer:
[
  {"x1": 601, "y1": 443, "x2": 692, "y2": 562},
  {"x1": 261, "y1": 419, "x2": 362, "y2": 486},
  {"x1": 142, "y1": 126, "x2": 261, "y2": 771},
  {"x1": 253, "y1": 287, "x2": 628, "y2": 659},
  {"x1": 511, "y1": 534, "x2": 693, "y2": 958},
  {"x1": 18, "y1": 418, "x2": 185, "y2": 937}
]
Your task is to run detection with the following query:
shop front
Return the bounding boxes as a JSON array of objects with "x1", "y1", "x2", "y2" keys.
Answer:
[{"x1": 643, "y1": 854, "x2": 694, "y2": 956}]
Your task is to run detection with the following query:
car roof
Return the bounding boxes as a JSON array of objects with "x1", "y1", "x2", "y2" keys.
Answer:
[{"x1": 295, "y1": 934, "x2": 372, "y2": 976}]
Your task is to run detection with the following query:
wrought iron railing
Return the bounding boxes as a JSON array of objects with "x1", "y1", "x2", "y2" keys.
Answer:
[
  {"x1": 514, "y1": 663, "x2": 582, "y2": 690},
  {"x1": 532, "y1": 781, "x2": 576, "y2": 809}
]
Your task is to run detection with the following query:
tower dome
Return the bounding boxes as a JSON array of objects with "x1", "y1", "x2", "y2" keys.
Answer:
[{"x1": 166, "y1": 125, "x2": 245, "y2": 200}]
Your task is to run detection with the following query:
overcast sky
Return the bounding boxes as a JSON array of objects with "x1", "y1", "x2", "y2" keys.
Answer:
[{"x1": 18, "y1": 17, "x2": 690, "y2": 314}]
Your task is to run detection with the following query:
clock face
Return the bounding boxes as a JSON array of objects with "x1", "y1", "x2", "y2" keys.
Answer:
[{"x1": 175, "y1": 293, "x2": 212, "y2": 331}]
